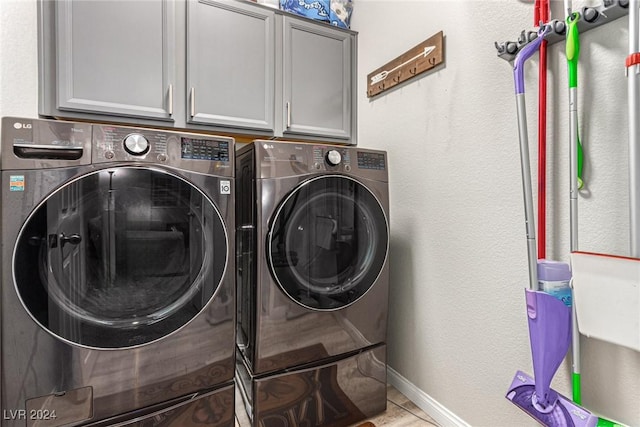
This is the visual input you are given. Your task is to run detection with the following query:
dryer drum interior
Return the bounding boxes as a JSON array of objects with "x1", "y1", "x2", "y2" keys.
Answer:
[
  {"x1": 13, "y1": 166, "x2": 227, "y2": 349},
  {"x1": 267, "y1": 175, "x2": 388, "y2": 311}
]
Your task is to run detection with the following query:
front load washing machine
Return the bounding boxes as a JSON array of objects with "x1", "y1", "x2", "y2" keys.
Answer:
[
  {"x1": 235, "y1": 141, "x2": 389, "y2": 427},
  {"x1": 0, "y1": 117, "x2": 235, "y2": 426}
]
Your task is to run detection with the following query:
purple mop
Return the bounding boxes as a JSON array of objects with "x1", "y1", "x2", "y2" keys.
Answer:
[
  {"x1": 506, "y1": 291, "x2": 595, "y2": 427},
  {"x1": 504, "y1": 24, "x2": 597, "y2": 427}
]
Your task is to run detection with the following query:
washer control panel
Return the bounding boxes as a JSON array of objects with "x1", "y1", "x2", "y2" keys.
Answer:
[
  {"x1": 181, "y1": 137, "x2": 230, "y2": 161},
  {"x1": 95, "y1": 125, "x2": 169, "y2": 160},
  {"x1": 92, "y1": 124, "x2": 233, "y2": 176}
]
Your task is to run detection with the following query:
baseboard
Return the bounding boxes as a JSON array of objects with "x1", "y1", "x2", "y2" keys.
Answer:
[{"x1": 387, "y1": 367, "x2": 471, "y2": 427}]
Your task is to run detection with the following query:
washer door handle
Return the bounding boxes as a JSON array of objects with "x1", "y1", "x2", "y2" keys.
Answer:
[{"x1": 60, "y1": 233, "x2": 82, "y2": 247}]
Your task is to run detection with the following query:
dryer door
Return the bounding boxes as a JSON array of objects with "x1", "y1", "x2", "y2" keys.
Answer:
[
  {"x1": 267, "y1": 175, "x2": 388, "y2": 310},
  {"x1": 13, "y1": 167, "x2": 227, "y2": 348}
]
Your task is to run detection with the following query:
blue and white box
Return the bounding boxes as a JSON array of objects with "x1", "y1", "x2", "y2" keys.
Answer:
[
  {"x1": 330, "y1": 0, "x2": 352, "y2": 28},
  {"x1": 280, "y1": 0, "x2": 331, "y2": 22}
]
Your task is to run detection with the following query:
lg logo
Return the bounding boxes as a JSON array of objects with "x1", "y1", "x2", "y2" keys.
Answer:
[{"x1": 13, "y1": 122, "x2": 32, "y2": 130}]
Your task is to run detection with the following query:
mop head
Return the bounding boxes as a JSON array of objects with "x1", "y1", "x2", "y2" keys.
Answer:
[{"x1": 506, "y1": 371, "x2": 598, "y2": 427}]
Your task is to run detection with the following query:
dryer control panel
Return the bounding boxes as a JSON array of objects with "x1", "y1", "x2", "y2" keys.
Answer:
[
  {"x1": 357, "y1": 151, "x2": 386, "y2": 170},
  {"x1": 311, "y1": 146, "x2": 352, "y2": 172},
  {"x1": 253, "y1": 140, "x2": 387, "y2": 182}
]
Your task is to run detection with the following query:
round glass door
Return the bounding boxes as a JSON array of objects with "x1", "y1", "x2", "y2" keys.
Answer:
[
  {"x1": 267, "y1": 175, "x2": 388, "y2": 310},
  {"x1": 13, "y1": 167, "x2": 227, "y2": 349}
]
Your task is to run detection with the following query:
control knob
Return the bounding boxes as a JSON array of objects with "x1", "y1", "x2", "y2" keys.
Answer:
[
  {"x1": 123, "y1": 133, "x2": 150, "y2": 155},
  {"x1": 325, "y1": 149, "x2": 342, "y2": 166}
]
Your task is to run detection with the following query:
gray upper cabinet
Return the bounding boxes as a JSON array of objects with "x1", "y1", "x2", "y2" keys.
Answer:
[
  {"x1": 54, "y1": 1, "x2": 175, "y2": 121},
  {"x1": 187, "y1": 0, "x2": 275, "y2": 131},
  {"x1": 282, "y1": 16, "x2": 354, "y2": 141},
  {"x1": 39, "y1": 0, "x2": 356, "y2": 143}
]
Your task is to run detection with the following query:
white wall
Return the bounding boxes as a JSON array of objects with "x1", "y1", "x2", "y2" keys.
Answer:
[
  {"x1": 352, "y1": 0, "x2": 640, "y2": 426},
  {"x1": 1, "y1": 0, "x2": 638, "y2": 425},
  {"x1": 0, "y1": 1, "x2": 38, "y2": 120}
]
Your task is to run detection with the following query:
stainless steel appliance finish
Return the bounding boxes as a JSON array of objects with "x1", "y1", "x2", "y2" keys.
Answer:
[
  {"x1": 0, "y1": 117, "x2": 235, "y2": 426},
  {"x1": 236, "y1": 345, "x2": 387, "y2": 427},
  {"x1": 235, "y1": 140, "x2": 389, "y2": 426}
]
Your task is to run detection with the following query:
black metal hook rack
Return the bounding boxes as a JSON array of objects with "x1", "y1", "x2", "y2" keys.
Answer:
[{"x1": 495, "y1": 0, "x2": 630, "y2": 62}]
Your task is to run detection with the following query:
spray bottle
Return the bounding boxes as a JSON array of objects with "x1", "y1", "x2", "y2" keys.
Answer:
[{"x1": 538, "y1": 259, "x2": 572, "y2": 307}]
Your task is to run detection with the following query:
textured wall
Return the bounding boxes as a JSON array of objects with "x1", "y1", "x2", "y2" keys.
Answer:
[
  {"x1": 352, "y1": 0, "x2": 640, "y2": 426},
  {"x1": 0, "y1": 0, "x2": 38, "y2": 120}
]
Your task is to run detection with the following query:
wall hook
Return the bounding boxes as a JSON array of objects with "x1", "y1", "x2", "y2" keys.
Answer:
[
  {"x1": 495, "y1": 0, "x2": 629, "y2": 62},
  {"x1": 367, "y1": 30, "x2": 444, "y2": 98},
  {"x1": 583, "y1": 6, "x2": 600, "y2": 23},
  {"x1": 370, "y1": 45, "x2": 435, "y2": 84},
  {"x1": 517, "y1": 30, "x2": 528, "y2": 47},
  {"x1": 552, "y1": 19, "x2": 566, "y2": 35}
]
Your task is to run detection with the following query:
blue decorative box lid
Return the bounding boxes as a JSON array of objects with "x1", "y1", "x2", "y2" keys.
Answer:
[
  {"x1": 330, "y1": 0, "x2": 352, "y2": 28},
  {"x1": 280, "y1": 0, "x2": 331, "y2": 22}
]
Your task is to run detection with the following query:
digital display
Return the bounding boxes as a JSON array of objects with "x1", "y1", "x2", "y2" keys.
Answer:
[
  {"x1": 357, "y1": 151, "x2": 386, "y2": 170},
  {"x1": 181, "y1": 137, "x2": 229, "y2": 161}
]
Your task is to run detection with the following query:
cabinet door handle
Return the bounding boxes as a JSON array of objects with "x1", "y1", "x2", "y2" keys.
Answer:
[
  {"x1": 286, "y1": 102, "x2": 291, "y2": 129},
  {"x1": 168, "y1": 84, "x2": 173, "y2": 116},
  {"x1": 190, "y1": 87, "x2": 195, "y2": 117}
]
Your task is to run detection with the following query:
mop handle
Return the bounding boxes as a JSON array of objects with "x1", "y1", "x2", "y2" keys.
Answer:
[
  {"x1": 513, "y1": 25, "x2": 551, "y2": 290},
  {"x1": 514, "y1": 25, "x2": 551, "y2": 95},
  {"x1": 516, "y1": 94, "x2": 540, "y2": 290}
]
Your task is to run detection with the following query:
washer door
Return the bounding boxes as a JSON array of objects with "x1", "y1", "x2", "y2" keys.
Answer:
[
  {"x1": 13, "y1": 167, "x2": 227, "y2": 349},
  {"x1": 267, "y1": 175, "x2": 388, "y2": 310}
]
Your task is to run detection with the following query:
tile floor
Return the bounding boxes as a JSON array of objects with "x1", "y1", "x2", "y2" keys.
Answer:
[{"x1": 234, "y1": 385, "x2": 440, "y2": 426}]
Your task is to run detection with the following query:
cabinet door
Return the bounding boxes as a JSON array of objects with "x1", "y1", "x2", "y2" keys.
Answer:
[
  {"x1": 187, "y1": 0, "x2": 275, "y2": 131},
  {"x1": 283, "y1": 17, "x2": 352, "y2": 140},
  {"x1": 56, "y1": 1, "x2": 175, "y2": 120}
]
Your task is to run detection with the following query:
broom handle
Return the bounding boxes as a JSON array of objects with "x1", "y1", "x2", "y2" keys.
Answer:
[
  {"x1": 629, "y1": 0, "x2": 640, "y2": 257},
  {"x1": 566, "y1": 11, "x2": 583, "y2": 404},
  {"x1": 569, "y1": 84, "x2": 582, "y2": 403},
  {"x1": 569, "y1": 87, "x2": 579, "y2": 253}
]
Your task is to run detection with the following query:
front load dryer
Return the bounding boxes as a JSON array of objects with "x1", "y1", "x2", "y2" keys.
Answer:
[
  {"x1": 235, "y1": 141, "x2": 389, "y2": 426},
  {"x1": 0, "y1": 117, "x2": 235, "y2": 426}
]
